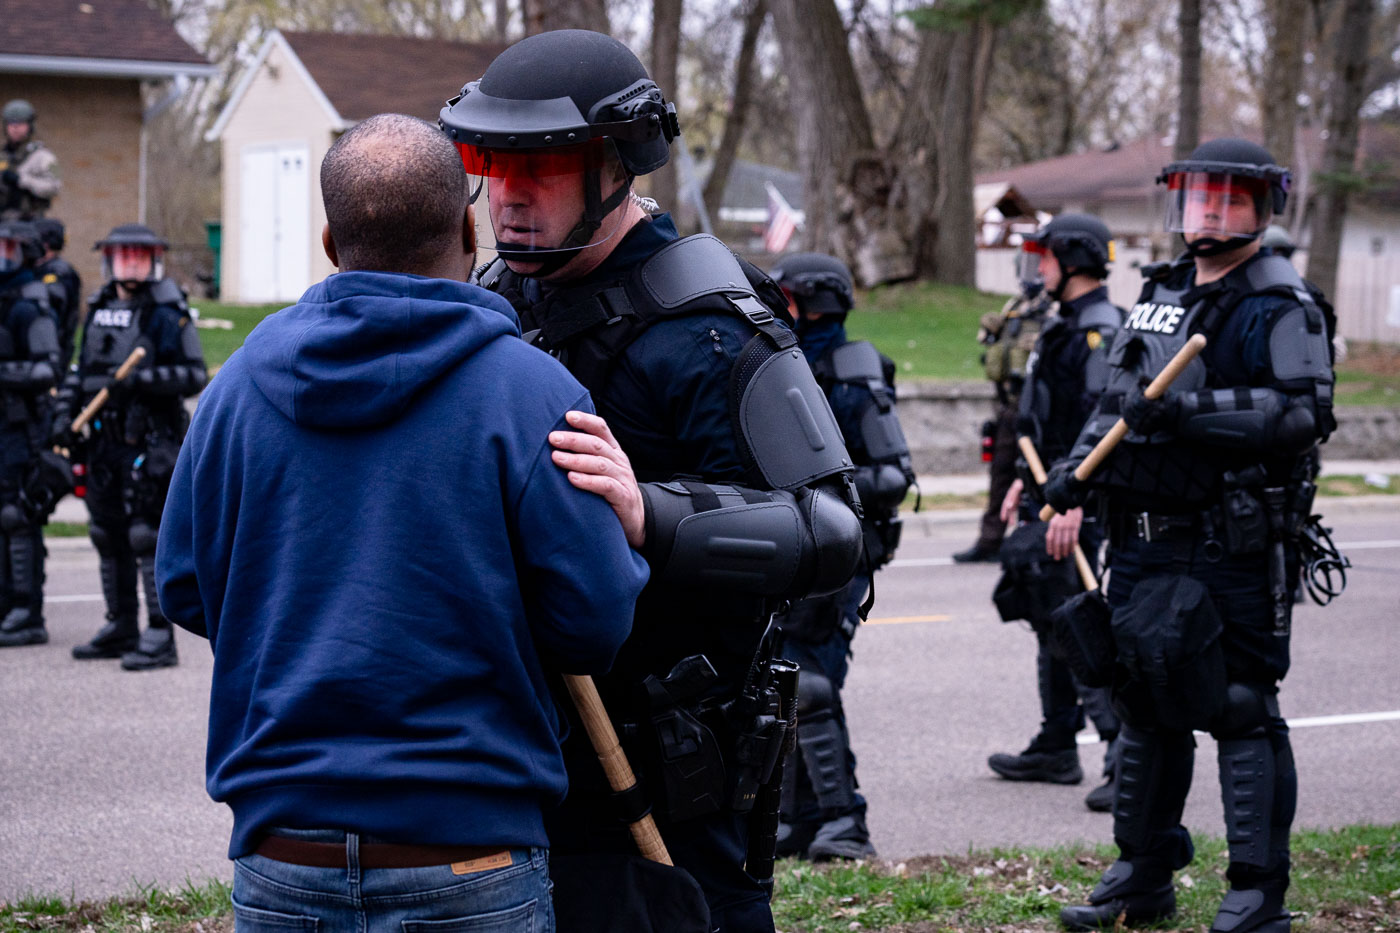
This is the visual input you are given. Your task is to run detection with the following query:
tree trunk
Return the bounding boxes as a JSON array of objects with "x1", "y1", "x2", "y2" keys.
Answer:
[
  {"x1": 702, "y1": 0, "x2": 767, "y2": 219},
  {"x1": 1262, "y1": 0, "x2": 1308, "y2": 172},
  {"x1": 522, "y1": 0, "x2": 608, "y2": 35},
  {"x1": 1307, "y1": 0, "x2": 1375, "y2": 300},
  {"x1": 649, "y1": 0, "x2": 683, "y2": 213},
  {"x1": 495, "y1": 0, "x2": 511, "y2": 41},
  {"x1": 769, "y1": 0, "x2": 874, "y2": 258},
  {"x1": 1176, "y1": 0, "x2": 1201, "y2": 160}
]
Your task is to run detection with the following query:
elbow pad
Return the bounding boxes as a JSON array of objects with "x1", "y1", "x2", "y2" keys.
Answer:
[
  {"x1": 0, "y1": 359, "x2": 55, "y2": 390},
  {"x1": 854, "y1": 463, "x2": 910, "y2": 511},
  {"x1": 640, "y1": 479, "x2": 862, "y2": 599},
  {"x1": 1178, "y1": 388, "x2": 1318, "y2": 453}
]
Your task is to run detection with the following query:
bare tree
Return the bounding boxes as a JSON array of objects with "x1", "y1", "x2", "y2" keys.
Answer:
[
  {"x1": 1176, "y1": 0, "x2": 1202, "y2": 158},
  {"x1": 1307, "y1": 0, "x2": 1375, "y2": 299},
  {"x1": 649, "y1": 0, "x2": 682, "y2": 212},
  {"x1": 1262, "y1": 0, "x2": 1310, "y2": 169},
  {"x1": 701, "y1": 0, "x2": 767, "y2": 218},
  {"x1": 522, "y1": 0, "x2": 608, "y2": 35}
]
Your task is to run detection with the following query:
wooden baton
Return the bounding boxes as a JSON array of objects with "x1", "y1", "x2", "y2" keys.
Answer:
[
  {"x1": 1039, "y1": 333, "x2": 1207, "y2": 522},
  {"x1": 1018, "y1": 436, "x2": 1098, "y2": 592},
  {"x1": 562, "y1": 673, "x2": 673, "y2": 865},
  {"x1": 70, "y1": 346, "x2": 147, "y2": 433}
]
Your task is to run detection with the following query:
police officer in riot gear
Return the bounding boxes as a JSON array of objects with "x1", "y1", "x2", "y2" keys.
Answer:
[
  {"x1": 0, "y1": 220, "x2": 62, "y2": 647},
  {"x1": 989, "y1": 214, "x2": 1123, "y2": 810},
  {"x1": 769, "y1": 252, "x2": 914, "y2": 861},
  {"x1": 958, "y1": 267, "x2": 1053, "y2": 563},
  {"x1": 64, "y1": 224, "x2": 206, "y2": 670},
  {"x1": 441, "y1": 30, "x2": 863, "y2": 932},
  {"x1": 1, "y1": 101, "x2": 60, "y2": 220},
  {"x1": 1046, "y1": 139, "x2": 1334, "y2": 932},
  {"x1": 33, "y1": 218, "x2": 81, "y2": 365}
]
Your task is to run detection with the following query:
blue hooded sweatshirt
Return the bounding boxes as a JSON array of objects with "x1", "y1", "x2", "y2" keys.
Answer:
[{"x1": 156, "y1": 271, "x2": 648, "y2": 858}]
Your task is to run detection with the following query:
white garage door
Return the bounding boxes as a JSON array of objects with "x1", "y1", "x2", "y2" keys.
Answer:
[{"x1": 239, "y1": 143, "x2": 310, "y2": 303}]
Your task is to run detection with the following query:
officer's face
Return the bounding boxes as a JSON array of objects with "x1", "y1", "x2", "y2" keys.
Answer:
[
  {"x1": 4, "y1": 122, "x2": 29, "y2": 145},
  {"x1": 108, "y1": 246, "x2": 155, "y2": 283},
  {"x1": 1182, "y1": 186, "x2": 1260, "y2": 240},
  {"x1": 1038, "y1": 252, "x2": 1062, "y2": 293},
  {"x1": 487, "y1": 169, "x2": 587, "y2": 274}
]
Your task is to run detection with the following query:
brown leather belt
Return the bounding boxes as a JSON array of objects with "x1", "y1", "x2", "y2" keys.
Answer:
[{"x1": 254, "y1": 835, "x2": 512, "y2": 870}]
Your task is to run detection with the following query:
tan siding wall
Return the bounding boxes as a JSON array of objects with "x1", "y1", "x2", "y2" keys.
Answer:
[
  {"x1": 219, "y1": 41, "x2": 335, "y2": 302},
  {"x1": 0, "y1": 75, "x2": 142, "y2": 304}
]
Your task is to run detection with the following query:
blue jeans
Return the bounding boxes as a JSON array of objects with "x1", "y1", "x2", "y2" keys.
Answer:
[{"x1": 232, "y1": 829, "x2": 554, "y2": 933}]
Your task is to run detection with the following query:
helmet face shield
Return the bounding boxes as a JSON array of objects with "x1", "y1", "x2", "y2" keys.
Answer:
[
  {"x1": 469, "y1": 138, "x2": 631, "y2": 266},
  {"x1": 0, "y1": 237, "x2": 22, "y2": 275},
  {"x1": 1164, "y1": 171, "x2": 1269, "y2": 238},
  {"x1": 103, "y1": 244, "x2": 163, "y2": 286},
  {"x1": 1017, "y1": 239, "x2": 1049, "y2": 286}
]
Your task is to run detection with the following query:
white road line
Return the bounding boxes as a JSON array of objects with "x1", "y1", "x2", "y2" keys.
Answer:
[
  {"x1": 890, "y1": 539, "x2": 1400, "y2": 569},
  {"x1": 1076, "y1": 709, "x2": 1400, "y2": 743}
]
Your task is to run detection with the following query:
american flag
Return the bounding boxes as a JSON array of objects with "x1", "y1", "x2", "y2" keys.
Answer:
[{"x1": 763, "y1": 181, "x2": 799, "y2": 254}]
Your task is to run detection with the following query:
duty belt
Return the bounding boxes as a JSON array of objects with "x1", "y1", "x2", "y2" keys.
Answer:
[{"x1": 1117, "y1": 511, "x2": 1201, "y2": 543}]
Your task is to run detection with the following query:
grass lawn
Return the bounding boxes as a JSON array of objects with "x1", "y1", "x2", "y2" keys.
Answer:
[
  {"x1": 178, "y1": 285, "x2": 1398, "y2": 407},
  {"x1": 5, "y1": 825, "x2": 1397, "y2": 932}
]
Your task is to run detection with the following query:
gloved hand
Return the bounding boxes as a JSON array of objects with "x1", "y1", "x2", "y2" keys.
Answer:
[
  {"x1": 49, "y1": 420, "x2": 76, "y2": 450},
  {"x1": 0, "y1": 168, "x2": 18, "y2": 188},
  {"x1": 1043, "y1": 462, "x2": 1089, "y2": 514},
  {"x1": 1122, "y1": 379, "x2": 1182, "y2": 436}
]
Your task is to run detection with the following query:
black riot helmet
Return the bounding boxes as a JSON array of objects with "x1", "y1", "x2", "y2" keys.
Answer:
[
  {"x1": 1158, "y1": 137, "x2": 1290, "y2": 257},
  {"x1": 1260, "y1": 224, "x2": 1296, "y2": 258},
  {"x1": 33, "y1": 217, "x2": 65, "y2": 253},
  {"x1": 770, "y1": 252, "x2": 855, "y2": 320},
  {"x1": 0, "y1": 220, "x2": 42, "y2": 276},
  {"x1": 439, "y1": 30, "x2": 680, "y2": 277},
  {"x1": 1018, "y1": 212, "x2": 1114, "y2": 299},
  {"x1": 94, "y1": 223, "x2": 168, "y2": 289}
]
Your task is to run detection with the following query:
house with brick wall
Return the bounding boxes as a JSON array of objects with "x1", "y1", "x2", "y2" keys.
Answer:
[
  {"x1": 0, "y1": 0, "x2": 213, "y2": 295},
  {"x1": 207, "y1": 31, "x2": 505, "y2": 303}
]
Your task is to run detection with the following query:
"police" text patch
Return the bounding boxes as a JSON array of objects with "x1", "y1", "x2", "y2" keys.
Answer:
[
  {"x1": 1125, "y1": 302, "x2": 1186, "y2": 335},
  {"x1": 90, "y1": 308, "x2": 134, "y2": 328}
]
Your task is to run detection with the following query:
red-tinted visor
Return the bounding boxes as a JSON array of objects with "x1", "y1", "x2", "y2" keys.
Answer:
[
  {"x1": 1017, "y1": 239, "x2": 1049, "y2": 284},
  {"x1": 1163, "y1": 171, "x2": 1270, "y2": 237},
  {"x1": 455, "y1": 139, "x2": 609, "y2": 180}
]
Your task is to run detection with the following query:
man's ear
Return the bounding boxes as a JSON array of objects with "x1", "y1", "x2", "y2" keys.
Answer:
[
  {"x1": 463, "y1": 204, "x2": 477, "y2": 265},
  {"x1": 322, "y1": 223, "x2": 339, "y2": 269}
]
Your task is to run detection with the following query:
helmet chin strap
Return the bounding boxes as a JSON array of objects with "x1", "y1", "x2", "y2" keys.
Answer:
[
  {"x1": 496, "y1": 170, "x2": 634, "y2": 278},
  {"x1": 1184, "y1": 230, "x2": 1261, "y2": 257}
]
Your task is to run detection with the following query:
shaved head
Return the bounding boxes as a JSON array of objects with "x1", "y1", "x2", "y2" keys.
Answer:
[{"x1": 321, "y1": 113, "x2": 469, "y2": 274}]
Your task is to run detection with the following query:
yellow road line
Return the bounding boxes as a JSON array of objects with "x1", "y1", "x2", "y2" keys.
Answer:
[{"x1": 865, "y1": 614, "x2": 952, "y2": 626}]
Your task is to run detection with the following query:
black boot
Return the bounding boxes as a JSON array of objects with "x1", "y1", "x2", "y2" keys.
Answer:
[
  {"x1": 72, "y1": 613, "x2": 140, "y2": 658},
  {"x1": 952, "y1": 542, "x2": 1001, "y2": 563},
  {"x1": 989, "y1": 732, "x2": 1083, "y2": 784},
  {"x1": 0, "y1": 529, "x2": 46, "y2": 647},
  {"x1": 1211, "y1": 880, "x2": 1289, "y2": 932},
  {"x1": 1060, "y1": 858, "x2": 1176, "y2": 931},
  {"x1": 807, "y1": 813, "x2": 876, "y2": 861},
  {"x1": 775, "y1": 821, "x2": 817, "y2": 860},
  {"x1": 1085, "y1": 735, "x2": 1121, "y2": 812},
  {"x1": 121, "y1": 623, "x2": 177, "y2": 670},
  {"x1": 73, "y1": 548, "x2": 141, "y2": 659}
]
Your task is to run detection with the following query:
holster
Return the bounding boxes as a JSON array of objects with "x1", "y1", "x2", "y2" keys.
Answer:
[
  {"x1": 743, "y1": 659, "x2": 799, "y2": 881},
  {"x1": 637, "y1": 655, "x2": 727, "y2": 824}
]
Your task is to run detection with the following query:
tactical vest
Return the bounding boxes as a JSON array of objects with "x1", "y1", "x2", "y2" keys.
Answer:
[
  {"x1": 81, "y1": 278, "x2": 187, "y2": 379},
  {"x1": 1092, "y1": 253, "x2": 1333, "y2": 505},
  {"x1": 1020, "y1": 294, "x2": 1121, "y2": 450},
  {"x1": 0, "y1": 142, "x2": 52, "y2": 216},
  {"x1": 983, "y1": 293, "x2": 1050, "y2": 392}
]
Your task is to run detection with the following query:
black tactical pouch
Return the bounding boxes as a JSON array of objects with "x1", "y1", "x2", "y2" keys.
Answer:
[
  {"x1": 639, "y1": 656, "x2": 727, "y2": 823},
  {"x1": 1048, "y1": 588, "x2": 1116, "y2": 688},
  {"x1": 1220, "y1": 485, "x2": 1269, "y2": 555},
  {"x1": 993, "y1": 521, "x2": 1077, "y2": 629},
  {"x1": 1111, "y1": 574, "x2": 1226, "y2": 732},
  {"x1": 779, "y1": 594, "x2": 844, "y2": 644}
]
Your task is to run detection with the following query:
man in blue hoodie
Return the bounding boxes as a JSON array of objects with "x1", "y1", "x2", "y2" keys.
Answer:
[{"x1": 156, "y1": 113, "x2": 648, "y2": 933}]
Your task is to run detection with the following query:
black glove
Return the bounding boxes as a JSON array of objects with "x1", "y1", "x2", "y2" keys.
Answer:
[
  {"x1": 0, "y1": 168, "x2": 17, "y2": 188},
  {"x1": 1043, "y1": 462, "x2": 1089, "y2": 513},
  {"x1": 1122, "y1": 379, "x2": 1182, "y2": 436},
  {"x1": 49, "y1": 420, "x2": 76, "y2": 450}
]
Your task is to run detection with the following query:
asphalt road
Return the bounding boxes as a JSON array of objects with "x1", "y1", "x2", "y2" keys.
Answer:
[{"x1": 2, "y1": 497, "x2": 1397, "y2": 902}]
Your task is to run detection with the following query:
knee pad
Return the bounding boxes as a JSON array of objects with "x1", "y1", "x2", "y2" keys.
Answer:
[
  {"x1": 89, "y1": 522, "x2": 116, "y2": 556},
  {"x1": 0, "y1": 503, "x2": 26, "y2": 533},
  {"x1": 1213, "y1": 683, "x2": 1274, "y2": 738},
  {"x1": 796, "y1": 670, "x2": 836, "y2": 719},
  {"x1": 128, "y1": 521, "x2": 157, "y2": 556}
]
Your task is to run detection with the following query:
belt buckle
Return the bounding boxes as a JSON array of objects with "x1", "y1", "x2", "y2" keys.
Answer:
[{"x1": 1134, "y1": 512, "x2": 1154, "y2": 542}]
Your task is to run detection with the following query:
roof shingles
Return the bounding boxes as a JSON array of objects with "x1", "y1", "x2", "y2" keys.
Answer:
[{"x1": 0, "y1": 0, "x2": 206, "y2": 65}]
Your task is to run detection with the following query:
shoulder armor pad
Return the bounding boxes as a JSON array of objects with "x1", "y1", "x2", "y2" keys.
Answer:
[
  {"x1": 1243, "y1": 252, "x2": 1306, "y2": 294},
  {"x1": 19, "y1": 280, "x2": 52, "y2": 309},
  {"x1": 829, "y1": 340, "x2": 885, "y2": 384},
  {"x1": 150, "y1": 277, "x2": 188, "y2": 311},
  {"x1": 639, "y1": 234, "x2": 757, "y2": 310},
  {"x1": 1269, "y1": 304, "x2": 1333, "y2": 386},
  {"x1": 1075, "y1": 297, "x2": 1123, "y2": 333},
  {"x1": 734, "y1": 342, "x2": 852, "y2": 490}
]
